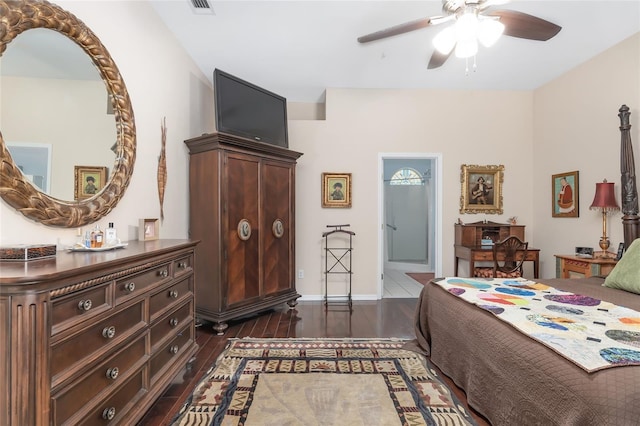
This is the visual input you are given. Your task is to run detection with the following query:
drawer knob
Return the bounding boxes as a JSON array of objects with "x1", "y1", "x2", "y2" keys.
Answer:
[
  {"x1": 102, "y1": 407, "x2": 116, "y2": 421},
  {"x1": 170, "y1": 345, "x2": 179, "y2": 354},
  {"x1": 124, "y1": 282, "x2": 136, "y2": 292},
  {"x1": 106, "y1": 367, "x2": 119, "y2": 380},
  {"x1": 169, "y1": 318, "x2": 179, "y2": 327},
  {"x1": 102, "y1": 326, "x2": 116, "y2": 339},
  {"x1": 178, "y1": 261, "x2": 187, "y2": 269},
  {"x1": 158, "y1": 269, "x2": 169, "y2": 278},
  {"x1": 78, "y1": 299, "x2": 92, "y2": 312},
  {"x1": 169, "y1": 290, "x2": 179, "y2": 299}
]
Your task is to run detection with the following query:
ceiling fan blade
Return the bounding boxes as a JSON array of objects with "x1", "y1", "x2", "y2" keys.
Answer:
[
  {"x1": 487, "y1": 9, "x2": 561, "y2": 41},
  {"x1": 357, "y1": 17, "x2": 432, "y2": 43},
  {"x1": 427, "y1": 49, "x2": 453, "y2": 69}
]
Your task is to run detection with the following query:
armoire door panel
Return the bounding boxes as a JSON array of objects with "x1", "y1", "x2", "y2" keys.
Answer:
[
  {"x1": 225, "y1": 155, "x2": 260, "y2": 305},
  {"x1": 262, "y1": 162, "x2": 293, "y2": 295}
]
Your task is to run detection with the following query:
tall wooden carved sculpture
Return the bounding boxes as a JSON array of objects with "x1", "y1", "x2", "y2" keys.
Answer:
[
  {"x1": 158, "y1": 117, "x2": 167, "y2": 220},
  {"x1": 618, "y1": 104, "x2": 640, "y2": 248}
]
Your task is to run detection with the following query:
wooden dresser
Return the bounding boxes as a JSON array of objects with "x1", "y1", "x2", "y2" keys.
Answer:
[
  {"x1": 0, "y1": 239, "x2": 198, "y2": 425},
  {"x1": 185, "y1": 132, "x2": 302, "y2": 334}
]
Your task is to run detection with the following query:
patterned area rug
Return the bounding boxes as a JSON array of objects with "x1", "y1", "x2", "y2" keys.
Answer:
[{"x1": 170, "y1": 338, "x2": 476, "y2": 425}]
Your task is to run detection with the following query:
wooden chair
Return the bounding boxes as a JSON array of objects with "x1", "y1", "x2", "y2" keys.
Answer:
[{"x1": 474, "y1": 236, "x2": 529, "y2": 278}]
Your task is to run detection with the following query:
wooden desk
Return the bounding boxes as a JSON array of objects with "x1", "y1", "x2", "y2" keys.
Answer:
[
  {"x1": 554, "y1": 254, "x2": 617, "y2": 279},
  {"x1": 454, "y1": 245, "x2": 540, "y2": 278}
]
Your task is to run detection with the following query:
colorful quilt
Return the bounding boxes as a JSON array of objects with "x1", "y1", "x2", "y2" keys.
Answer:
[{"x1": 435, "y1": 277, "x2": 640, "y2": 372}]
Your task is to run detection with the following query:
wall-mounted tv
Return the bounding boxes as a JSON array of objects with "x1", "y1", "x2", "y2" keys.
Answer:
[{"x1": 214, "y1": 68, "x2": 288, "y2": 148}]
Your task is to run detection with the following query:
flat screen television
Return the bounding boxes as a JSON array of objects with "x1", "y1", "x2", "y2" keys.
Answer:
[{"x1": 214, "y1": 68, "x2": 288, "y2": 148}]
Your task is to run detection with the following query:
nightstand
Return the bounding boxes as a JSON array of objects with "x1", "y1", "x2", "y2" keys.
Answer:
[{"x1": 554, "y1": 254, "x2": 618, "y2": 279}]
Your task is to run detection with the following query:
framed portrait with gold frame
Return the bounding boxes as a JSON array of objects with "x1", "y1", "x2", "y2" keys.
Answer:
[
  {"x1": 460, "y1": 164, "x2": 504, "y2": 214},
  {"x1": 322, "y1": 172, "x2": 351, "y2": 208},
  {"x1": 74, "y1": 166, "x2": 108, "y2": 200}
]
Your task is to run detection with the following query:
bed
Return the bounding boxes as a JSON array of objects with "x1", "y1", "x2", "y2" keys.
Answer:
[{"x1": 412, "y1": 105, "x2": 640, "y2": 425}]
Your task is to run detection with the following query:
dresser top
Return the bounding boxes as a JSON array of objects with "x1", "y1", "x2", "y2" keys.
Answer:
[{"x1": 0, "y1": 239, "x2": 198, "y2": 288}]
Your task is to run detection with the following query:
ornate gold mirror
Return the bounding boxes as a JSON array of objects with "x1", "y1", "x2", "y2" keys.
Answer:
[{"x1": 0, "y1": 0, "x2": 136, "y2": 227}]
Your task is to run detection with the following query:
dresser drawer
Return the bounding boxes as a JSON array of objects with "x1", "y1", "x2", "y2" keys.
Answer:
[
  {"x1": 149, "y1": 277, "x2": 193, "y2": 321},
  {"x1": 150, "y1": 301, "x2": 193, "y2": 352},
  {"x1": 75, "y1": 367, "x2": 147, "y2": 426},
  {"x1": 150, "y1": 323, "x2": 194, "y2": 385},
  {"x1": 173, "y1": 254, "x2": 193, "y2": 279},
  {"x1": 51, "y1": 333, "x2": 147, "y2": 425},
  {"x1": 51, "y1": 283, "x2": 113, "y2": 336},
  {"x1": 51, "y1": 300, "x2": 146, "y2": 387},
  {"x1": 115, "y1": 262, "x2": 171, "y2": 305}
]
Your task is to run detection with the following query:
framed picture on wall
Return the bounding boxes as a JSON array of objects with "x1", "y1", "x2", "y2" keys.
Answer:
[
  {"x1": 551, "y1": 170, "x2": 579, "y2": 218},
  {"x1": 321, "y1": 172, "x2": 352, "y2": 208},
  {"x1": 459, "y1": 164, "x2": 504, "y2": 214},
  {"x1": 74, "y1": 166, "x2": 108, "y2": 200}
]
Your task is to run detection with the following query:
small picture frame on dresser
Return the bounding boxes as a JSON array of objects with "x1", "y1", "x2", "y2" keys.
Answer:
[
  {"x1": 139, "y1": 218, "x2": 159, "y2": 241},
  {"x1": 615, "y1": 242, "x2": 625, "y2": 260}
]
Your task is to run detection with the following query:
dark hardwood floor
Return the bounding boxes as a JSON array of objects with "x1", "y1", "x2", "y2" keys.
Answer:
[{"x1": 137, "y1": 299, "x2": 490, "y2": 425}]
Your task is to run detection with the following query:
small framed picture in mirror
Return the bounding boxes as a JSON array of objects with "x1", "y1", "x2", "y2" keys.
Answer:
[{"x1": 74, "y1": 166, "x2": 107, "y2": 200}]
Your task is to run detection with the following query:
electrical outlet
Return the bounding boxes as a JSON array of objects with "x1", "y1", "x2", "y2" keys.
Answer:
[{"x1": 298, "y1": 269, "x2": 304, "y2": 279}]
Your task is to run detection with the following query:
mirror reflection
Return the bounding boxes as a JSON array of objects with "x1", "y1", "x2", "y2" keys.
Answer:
[{"x1": 1, "y1": 28, "x2": 115, "y2": 200}]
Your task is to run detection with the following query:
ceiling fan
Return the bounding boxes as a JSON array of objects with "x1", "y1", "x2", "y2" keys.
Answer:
[{"x1": 357, "y1": 0, "x2": 562, "y2": 69}]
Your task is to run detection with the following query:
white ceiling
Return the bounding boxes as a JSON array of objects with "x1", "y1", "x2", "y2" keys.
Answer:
[
  {"x1": 2, "y1": 1, "x2": 638, "y2": 103},
  {"x1": 149, "y1": 0, "x2": 640, "y2": 103}
]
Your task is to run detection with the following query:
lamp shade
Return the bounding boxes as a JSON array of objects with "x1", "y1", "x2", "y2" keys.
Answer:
[{"x1": 589, "y1": 180, "x2": 620, "y2": 211}]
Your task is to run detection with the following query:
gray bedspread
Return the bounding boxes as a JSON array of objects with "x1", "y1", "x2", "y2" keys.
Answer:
[{"x1": 413, "y1": 277, "x2": 640, "y2": 426}]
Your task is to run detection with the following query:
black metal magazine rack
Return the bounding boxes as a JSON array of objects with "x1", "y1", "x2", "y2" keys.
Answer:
[{"x1": 322, "y1": 224, "x2": 355, "y2": 309}]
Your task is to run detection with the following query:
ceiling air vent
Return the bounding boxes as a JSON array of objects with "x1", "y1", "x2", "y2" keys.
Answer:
[{"x1": 188, "y1": 0, "x2": 214, "y2": 15}]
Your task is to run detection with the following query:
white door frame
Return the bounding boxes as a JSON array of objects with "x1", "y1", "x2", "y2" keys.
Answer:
[{"x1": 377, "y1": 153, "x2": 443, "y2": 299}]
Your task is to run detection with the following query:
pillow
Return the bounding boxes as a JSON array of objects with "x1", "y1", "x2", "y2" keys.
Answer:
[{"x1": 603, "y1": 238, "x2": 640, "y2": 293}]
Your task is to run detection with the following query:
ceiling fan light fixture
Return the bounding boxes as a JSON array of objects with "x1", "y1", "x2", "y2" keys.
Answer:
[
  {"x1": 455, "y1": 38, "x2": 478, "y2": 58},
  {"x1": 455, "y1": 12, "x2": 479, "y2": 42},
  {"x1": 477, "y1": 19, "x2": 504, "y2": 47},
  {"x1": 433, "y1": 26, "x2": 456, "y2": 54}
]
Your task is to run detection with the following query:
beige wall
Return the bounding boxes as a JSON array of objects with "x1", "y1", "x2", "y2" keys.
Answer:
[
  {"x1": 289, "y1": 89, "x2": 535, "y2": 298},
  {"x1": 1, "y1": 1, "x2": 638, "y2": 299},
  {"x1": 533, "y1": 32, "x2": 640, "y2": 279},
  {"x1": 2, "y1": 76, "x2": 114, "y2": 200}
]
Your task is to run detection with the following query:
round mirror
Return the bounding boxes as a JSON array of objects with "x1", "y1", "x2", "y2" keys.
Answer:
[{"x1": 0, "y1": 0, "x2": 136, "y2": 228}]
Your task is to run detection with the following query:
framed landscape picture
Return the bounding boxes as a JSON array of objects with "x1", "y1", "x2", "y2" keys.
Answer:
[
  {"x1": 460, "y1": 164, "x2": 504, "y2": 214},
  {"x1": 552, "y1": 171, "x2": 579, "y2": 217}
]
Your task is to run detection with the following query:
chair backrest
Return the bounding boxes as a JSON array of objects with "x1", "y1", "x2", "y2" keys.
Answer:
[{"x1": 491, "y1": 236, "x2": 528, "y2": 276}]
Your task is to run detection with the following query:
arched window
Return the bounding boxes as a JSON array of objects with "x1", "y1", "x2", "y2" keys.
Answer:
[{"x1": 390, "y1": 168, "x2": 424, "y2": 185}]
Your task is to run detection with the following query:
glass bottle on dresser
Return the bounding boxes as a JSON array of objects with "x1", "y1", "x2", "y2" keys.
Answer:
[
  {"x1": 91, "y1": 225, "x2": 104, "y2": 248},
  {"x1": 105, "y1": 222, "x2": 118, "y2": 246}
]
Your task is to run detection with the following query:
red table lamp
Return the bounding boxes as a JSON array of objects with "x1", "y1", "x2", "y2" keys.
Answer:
[{"x1": 589, "y1": 179, "x2": 620, "y2": 258}]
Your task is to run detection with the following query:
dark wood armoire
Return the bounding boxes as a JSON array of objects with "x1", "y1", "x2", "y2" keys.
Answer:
[{"x1": 185, "y1": 132, "x2": 302, "y2": 334}]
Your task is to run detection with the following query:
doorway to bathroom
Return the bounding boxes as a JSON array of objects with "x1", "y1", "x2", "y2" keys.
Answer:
[{"x1": 378, "y1": 154, "x2": 441, "y2": 298}]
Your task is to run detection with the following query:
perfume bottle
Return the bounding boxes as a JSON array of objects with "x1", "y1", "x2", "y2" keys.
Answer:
[
  {"x1": 91, "y1": 225, "x2": 104, "y2": 248},
  {"x1": 84, "y1": 231, "x2": 92, "y2": 248},
  {"x1": 105, "y1": 222, "x2": 118, "y2": 246},
  {"x1": 75, "y1": 228, "x2": 84, "y2": 247}
]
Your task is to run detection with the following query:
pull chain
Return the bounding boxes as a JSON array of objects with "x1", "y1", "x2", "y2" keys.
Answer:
[{"x1": 465, "y1": 56, "x2": 478, "y2": 76}]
